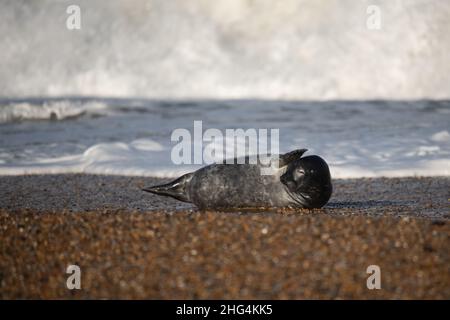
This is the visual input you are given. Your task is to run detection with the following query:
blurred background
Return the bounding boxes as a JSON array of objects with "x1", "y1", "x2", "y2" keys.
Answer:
[
  {"x1": 1, "y1": 0, "x2": 449, "y2": 99},
  {"x1": 0, "y1": 0, "x2": 449, "y2": 178}
]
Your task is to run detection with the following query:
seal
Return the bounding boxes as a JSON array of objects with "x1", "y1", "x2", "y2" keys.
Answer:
[{"x1": 143, "y1": 149, "x2": 332, "y2": 209}]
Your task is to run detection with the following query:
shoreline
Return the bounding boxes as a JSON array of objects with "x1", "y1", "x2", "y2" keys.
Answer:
[
  {"x1": 0, "y1": 174, "x2": 449, "y2": 299},
  {"x1": 1, "y1": 174, "x2": 449, "y2": 217}
]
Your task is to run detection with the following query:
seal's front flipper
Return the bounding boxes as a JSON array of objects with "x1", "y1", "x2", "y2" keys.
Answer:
[
  {"x1": 142, "y1": 173, "x2": 193, "y2": 202},
  {"x1": 279, "y1": 149, "x2": 308, "y2": 167}
]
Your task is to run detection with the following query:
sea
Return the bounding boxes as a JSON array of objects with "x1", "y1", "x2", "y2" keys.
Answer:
[{"x1": 0, "y1": 98, "x2": 449, "y2": 178}]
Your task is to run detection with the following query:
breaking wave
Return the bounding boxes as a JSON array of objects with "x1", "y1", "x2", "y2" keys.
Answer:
[
  {"x1": 1, "y1": 0, "x2": 450, "y2": 100},
  {"x1": 0, "y1": 100, "x2": 109, "y2": 123}
]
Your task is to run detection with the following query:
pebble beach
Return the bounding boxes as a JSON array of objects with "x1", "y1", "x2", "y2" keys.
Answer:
[{"x1": 0, "y1": 174, "x2": 449, "y2": 299}]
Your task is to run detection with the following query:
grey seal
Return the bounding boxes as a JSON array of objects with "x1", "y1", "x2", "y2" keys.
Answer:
[{"x1": 143, "y1": 149, "x2": 332, "y2": 209}]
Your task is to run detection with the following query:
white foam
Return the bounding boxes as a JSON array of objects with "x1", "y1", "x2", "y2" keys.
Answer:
[
  {"x1": 331, "y1": 159, "x2": 450, "y2": 179},
  {"x1": 406, "y1": 146, "x2": 441, "y2": 157},
  {"x1": 0, "y1": 139, "x2": 449, "y2": 178},
  {"x1": 0, "y1": 139, "x2": 197, "y2": 178},
  {"x1": 0, "y1": 101, "x2": 109, "y2": 123},
  {"x1": 1, "y1": 1, "x2": 450, "y2": 100},
  {"x1": 431, "y1": 130, "x2": 450, "y2": 142}
]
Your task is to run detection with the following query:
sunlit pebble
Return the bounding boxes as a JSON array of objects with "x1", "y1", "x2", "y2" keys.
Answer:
[
  {"x1": 321, "y1": 233, "x2": 330, "y2": 241},
  {"x1": 1, "y1": 175, "x2": 448, "y2": 299},
  {"x1": 177, "y1": 277, "x2": 186, "y2": 289}
]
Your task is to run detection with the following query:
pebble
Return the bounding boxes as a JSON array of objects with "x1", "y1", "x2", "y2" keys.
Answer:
[{"x1": 0, "y1": 174, "x2": 449, "y2": 299}]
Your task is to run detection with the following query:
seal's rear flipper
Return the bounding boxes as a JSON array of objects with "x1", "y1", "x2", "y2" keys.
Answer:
[{"x1": 142, "y1": 173, "x2": 193, "y2": 203}]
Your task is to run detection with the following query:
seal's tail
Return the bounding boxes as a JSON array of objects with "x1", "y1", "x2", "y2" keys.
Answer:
[{"x1": 142, "y1": 173, "x2": 193, "y2": 203}]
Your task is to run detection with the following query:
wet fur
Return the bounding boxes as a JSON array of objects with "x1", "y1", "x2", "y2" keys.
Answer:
[{"x1": 143, "y1": 150, "x2": 332, "y2": 209}]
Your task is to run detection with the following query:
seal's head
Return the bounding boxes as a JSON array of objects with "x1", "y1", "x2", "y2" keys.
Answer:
[{"x1": 280, "y1": 155, "x2": 332, "y2": 208}]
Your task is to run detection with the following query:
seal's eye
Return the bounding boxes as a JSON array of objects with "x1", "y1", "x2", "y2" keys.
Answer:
[{"x1": 294, "y1": 168, "x2": 305, "y2": 180}]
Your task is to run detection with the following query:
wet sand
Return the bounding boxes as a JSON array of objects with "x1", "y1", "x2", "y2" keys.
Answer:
[{"x1": 0, "y1": 174, "x2": 449, "y2": 299}]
